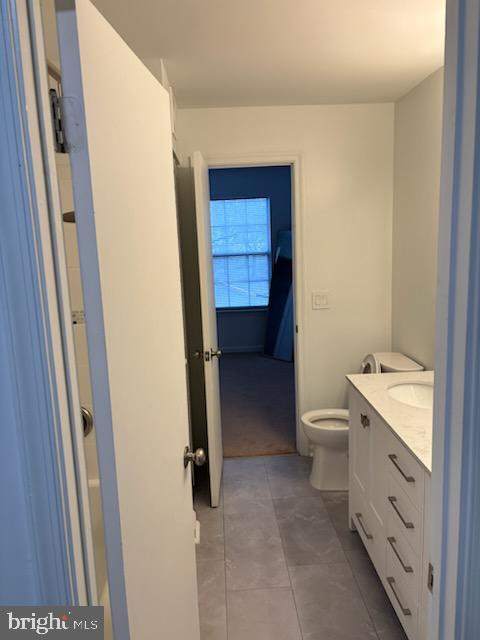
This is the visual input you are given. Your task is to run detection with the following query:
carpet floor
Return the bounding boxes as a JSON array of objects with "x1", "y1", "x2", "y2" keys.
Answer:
[{"x1": 219, "y1": 353, "x2": 296, "y2": 458}]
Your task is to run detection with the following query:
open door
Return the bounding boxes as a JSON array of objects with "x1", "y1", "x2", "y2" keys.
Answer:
[
  {"x1": 54, "y1": 1, "x2": 200, "y2": 638},
  {"x1": 192, "y1": 152, "x2": 224, "y2": 507}
]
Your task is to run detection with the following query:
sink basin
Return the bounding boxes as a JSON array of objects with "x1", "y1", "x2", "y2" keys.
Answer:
[{"x1": 387, "y1": 383, "x2": 433, "y2": 409}]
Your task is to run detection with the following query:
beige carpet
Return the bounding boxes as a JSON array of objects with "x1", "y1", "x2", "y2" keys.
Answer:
[{"x1": 219, "y1": 353, "x2": 296, "y2": 458}]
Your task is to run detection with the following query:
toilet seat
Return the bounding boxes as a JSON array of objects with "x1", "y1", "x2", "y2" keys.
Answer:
[{"x1": 302, "y1": 408, "x2": 349, "y2": 428}]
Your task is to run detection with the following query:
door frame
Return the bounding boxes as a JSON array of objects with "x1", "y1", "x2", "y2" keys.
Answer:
[
  {"x1": 431, "y1": 0, "x2": 480, "y2": 637},
  {"x1": 19, "y1": 0, "x2": 131, "y2": 631},
  {"x1": 1, "y1": 0, "x2": 87, "y2": 604},
  {"x1": 204, "y1": 152, "x2": 307, "y2": 454},
  {"x1": 19, "y1": 0, "x2": 102, "y2": 604}
]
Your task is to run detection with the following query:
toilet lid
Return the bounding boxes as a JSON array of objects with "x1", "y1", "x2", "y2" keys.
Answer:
[{"x1": 375, "y1": 352, "x2": 424, "y2": 372}]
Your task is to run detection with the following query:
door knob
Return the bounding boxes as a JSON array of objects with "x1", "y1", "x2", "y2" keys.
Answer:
[
  {"x1": 184, "y1": 446, "x2": 207, "y2": 468},
  {"x1": 210, "y1": 348, "x2": 222, "y2": 359}
]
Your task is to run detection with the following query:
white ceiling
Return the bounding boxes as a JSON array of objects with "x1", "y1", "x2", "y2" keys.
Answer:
[{"x1": 54, "y1": 0, "x2": 446, "y2": 108}]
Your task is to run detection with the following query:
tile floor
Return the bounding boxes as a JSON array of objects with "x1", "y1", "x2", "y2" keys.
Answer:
[{"x1": 194, "y1": 454, "x2": 407, "y2": 640}]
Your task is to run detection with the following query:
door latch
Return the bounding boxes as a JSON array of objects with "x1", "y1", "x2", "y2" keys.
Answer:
[{"x1": 194, "y1": 349, "x2": 222, "y2": 362}]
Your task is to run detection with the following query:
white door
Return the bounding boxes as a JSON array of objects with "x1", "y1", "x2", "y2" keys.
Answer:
[
  {"x1": 55, "y1": 2, "x2": 200, "y2": 638},
  {"x1": 192, "y1": 152, "x2": 224, "y2": 507}
]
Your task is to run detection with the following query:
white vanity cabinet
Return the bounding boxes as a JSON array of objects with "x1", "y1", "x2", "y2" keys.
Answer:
[{"x1": 348, "y1": 385, "x2": 431, "y2": 640}]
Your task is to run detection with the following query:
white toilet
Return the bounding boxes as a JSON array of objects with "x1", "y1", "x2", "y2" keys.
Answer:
[{"x1": 302, "y1": 352, "x2": 423, "y2": 490}]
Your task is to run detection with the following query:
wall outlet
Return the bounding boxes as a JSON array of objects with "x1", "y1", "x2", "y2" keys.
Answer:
[{"x1": 312, "y1": 290, "x2": 330, "y2": 310}]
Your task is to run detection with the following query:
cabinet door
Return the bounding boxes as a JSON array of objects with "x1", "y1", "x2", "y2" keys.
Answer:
[{"x1": 349, "y1": 388, "x2": 371, "y2": 501}]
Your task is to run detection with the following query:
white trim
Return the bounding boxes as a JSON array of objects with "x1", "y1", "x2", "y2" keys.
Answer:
[
  {"x1": 431, "y1": 0, "x2": 480, "y2": 637},
  {"x1": 19, "y1": 0, "x2": 98, "y2": 603},
  {"x1": 220, "y1": 346, "x2": 265, "y2": 354},
  {"x1": 206, "y1": 152, "x2": 308, "y2": 454}
]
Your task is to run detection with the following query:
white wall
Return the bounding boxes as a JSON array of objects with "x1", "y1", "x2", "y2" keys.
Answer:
[
  {"x1": 392, "y1": 69, "x2": 444, "y2": 370},
  {"x1": 177, "y1": 104, "x2": 394, "y2": 450}
]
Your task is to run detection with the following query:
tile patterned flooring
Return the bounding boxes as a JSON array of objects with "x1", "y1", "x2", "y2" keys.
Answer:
[{"x1": 194, "y1": 454, "x2": 407, "y2": 640}]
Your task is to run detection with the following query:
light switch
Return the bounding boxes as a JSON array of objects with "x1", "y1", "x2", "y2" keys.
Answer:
[{"x1": 312, "y1": 290, "x2": 330, "y2": 310}]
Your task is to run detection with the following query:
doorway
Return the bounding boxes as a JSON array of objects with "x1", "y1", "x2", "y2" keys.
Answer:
[
  {"x1": 209, "y1": 166, "x2": 296, "y2": 457},
  {"x1": 39, "y1": 2, "x2": 112, "y2": 632}
]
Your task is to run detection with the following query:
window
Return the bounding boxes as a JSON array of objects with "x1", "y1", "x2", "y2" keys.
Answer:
[{"x1": 210, "y1": 198, "x2": 271, "y2": 308}]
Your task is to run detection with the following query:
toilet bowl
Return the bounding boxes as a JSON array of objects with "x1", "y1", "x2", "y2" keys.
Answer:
[
  {"x1": 302, "y1": 353, "x2": 423, "y2": 491},
  {"x1": 301, "y1": 409, "x2": 349, "y2": 491}
]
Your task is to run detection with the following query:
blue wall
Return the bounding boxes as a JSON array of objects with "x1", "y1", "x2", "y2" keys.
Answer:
[{"x1": 209, "y1": 166, "x2": 292, "y2": 352}]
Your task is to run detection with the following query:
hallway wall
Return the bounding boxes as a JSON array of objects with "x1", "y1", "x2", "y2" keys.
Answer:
[{"x1": 177, "y1": 104, "x2": 394, "y2": 451}]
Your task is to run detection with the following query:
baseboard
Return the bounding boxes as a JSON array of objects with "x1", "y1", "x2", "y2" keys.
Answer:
[{"x1": 221, "y1": 345, "x2": 264, "y2": 354}]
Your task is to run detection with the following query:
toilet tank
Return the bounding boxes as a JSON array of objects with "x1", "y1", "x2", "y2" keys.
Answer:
[{"x1": 361, "y1": 352, "x2": 424, "y2": 374}]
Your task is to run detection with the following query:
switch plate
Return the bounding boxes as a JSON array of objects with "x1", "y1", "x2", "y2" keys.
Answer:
[{"x1": 312, "y1": 290, "x2": 330, "y2": 310}]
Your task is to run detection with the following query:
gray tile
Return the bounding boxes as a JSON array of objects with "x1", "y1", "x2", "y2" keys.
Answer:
[
  {"x1": 265, "y1": 454, "x2": 311, "y2": 475},
  {"x1": 266, "y1": 454, "x2": 321, "y2": 498},
  {"x1": 321, "y1": 491, "x2": 367, "y2": 559},
  {"x1": 196, "y1": 559, "x2": 227, "y2": 640},
  {"x1": 290, "y1": 563, "x2": 378, "y2": 640},
  {"x1": 195, "y1": 502, "x2": 225, "y2": 562},
  {"x1": 323, "y1": 493, "x2": 406, "y2": 637},
  {"x1": 225, "y1": 511, "x2": 290, "y2": 590},
  {"x1": 224, "y1": 493, "x2": 274, "y2": 516},
  {"x1": 224, "y1": 456, "x2": 266, "y2": 480},
  {"x1": 348, "y1": 550, "x2": 407, "y2": 640},
  {"x1": 223, "y1": 457, "x2": 273, "y2": 515},
  {"x1": 227, "y1": 588, "x2": 302, "y2": 640},
  {"x1": 377, "y1": 623, "x2": 408, "y2": 640},
  {"x1": 320, "y1": 491, "x2": 350, "y2": 531},
  {"x1": 274, "y1": 496, "x2": 346, "y2": 565}
]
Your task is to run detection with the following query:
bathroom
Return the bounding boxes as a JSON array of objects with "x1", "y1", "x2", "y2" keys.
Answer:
[
  {"x1": 6, "y1": 1, "x2": 475, "y2": 639},
  {"x1": 187, "y1": 68, "x2": 442, "y2": 638}
]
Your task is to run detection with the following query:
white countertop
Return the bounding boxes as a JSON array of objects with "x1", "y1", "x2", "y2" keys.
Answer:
[{"x1": 346, "y1": 370, "x2": 434, "y2": 473}]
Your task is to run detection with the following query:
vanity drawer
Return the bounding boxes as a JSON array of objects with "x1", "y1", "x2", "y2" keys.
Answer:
[
  {"x1": 350, "y1": 482, "x2": 385, "y2": 576},
  {"x1": 385, "y1": 551, "x2": 419, "y2": 640},
  {"x1": 386, "y1": 518, "x2": 421, "y2": 602},
  {"x1": 384, "y1": 427, "x2": 425, "y2": 509},
  {"x1": 387, "y1": 473, "x2": 423, "y2": 554}
]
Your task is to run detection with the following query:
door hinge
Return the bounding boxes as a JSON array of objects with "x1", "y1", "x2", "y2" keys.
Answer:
[
  {"x1": 427, "y1": 562, "x2": 434, "y2": 593},
  {"x1": 49, "y1": 89, "x2": 67, "y2": 153}
]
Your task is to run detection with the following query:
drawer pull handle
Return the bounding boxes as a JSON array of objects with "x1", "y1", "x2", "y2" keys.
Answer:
[
  {"x1": 387, "y1": 536, "x2": 414, "y2": 573},
  {"x1": 388, "y1": 496, "x2": 414, "y2": 529},
  {"x1": 355, "y1": 512, "x2": 373, "y2": 540},
  {"x1": 387, "y1": 576, "x2": 412, "y2": 616},
  {"x1": 360, "y1": 413, "x2": 370, "y2": 428},
  {"x1": 388, "y1": 454, "x2": 415, "y2": 483}
]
